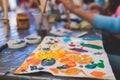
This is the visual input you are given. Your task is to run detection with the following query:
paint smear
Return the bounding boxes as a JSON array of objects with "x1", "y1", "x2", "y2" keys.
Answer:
[
  {"x1": 82, "y1": 37, "x2": 102, "y2": 41},
  {"x1": 90, "y1": 71, "x2": 105, "y2": 78},
  {"x1": 70, "y1": 48, "x2": 88, "y2": 52},
  {"x1": 63, "y1": 37, "x2": 71, "y2": 43},
  {"x1": 85, "y1": 62, "x2": 97, "y2": 69},
  {"x1": 50, "y1": 68, "x2": 59, "y2": 74},
  {"x1": 97, "y1": 60, "x2": 105, "y2": 68},
  {"x1": 80, "y1": 43, "x2": 103, "y2": 50}
]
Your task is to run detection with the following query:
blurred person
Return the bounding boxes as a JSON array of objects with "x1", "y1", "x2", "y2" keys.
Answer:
[{"x1": 18, "y1": 0, "x2": 39, "y2": 9}]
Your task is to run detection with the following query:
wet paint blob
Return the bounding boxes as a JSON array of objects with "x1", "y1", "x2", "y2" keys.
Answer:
[
  {"x1": 42, "y1": 48, "x2": 50, "y2": 51},
  {"x1": 85, "y1": 62, "x2": 97, "y2": 69},
  {"x1": 94, "y1": 52, "x2": 103, "y2": 55},
  {"x1": 90, "y1": 71, "x2": 105, "y2": 78},
  {"x1": 80, "y1": 43, "x2": 103, "y2": 50},
  {"x1": 82, "y1": 37, "x2": 102, "y2": 41},
  {"x1": 46, "y1": 42, "x2": 54, "y2": 45},
  {"x1": 30, "y1": 66, "x2": 37, "y2": 71},
  {"x1": 97, "y1": 60, "x2": 105, "y2": 68},
  {"x1": 79, "y1": 65, "x2": 84, "y2": 68},
  {"x1": 38, "y1": 67, "x2": 44, "y2": 70},
  {"x1": 50, "y1": 68, "x2": 59, "y2": 74},
  {"x1": 30, "y1": 66, "x2": 44, "y2": 71},
  {"x1": 41, "y1": 58, "x2": 56, "y2": 66},
  {"x1": 57, "y1": 65, "x2": 68, "y2": 70},
  {"x1": 69, "y1": 42, "x2": 76, "y2": 47},
  {"x1": 61, "y1": 68, "x2": 87, "y2": 76},
  {"x1": 70, "y1": 48, "x2": 88, "y2": 52},
  {"x1": 62, "y1": 37, "x2": 71, "y2": 43}
]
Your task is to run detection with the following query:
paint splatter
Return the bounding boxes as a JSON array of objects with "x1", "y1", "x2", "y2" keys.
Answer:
[
  {"x1": 38, "y1": 67, "x2": 44, "y2": 70},
  {"x1": 50, "y1": 68, "x2": 59, "y2": 74},
  {"x1": 79, "y1": 65, "x2": 84, "y2": 68},
  {"x1": 97, "y1": 60, "x2": 105, "y2": 68},
  {"x1": 57, "y1": 65, "x2": 68, "y2": 70},
  {"x1": 46, "y1": 42, "x2": 54, "y2": 44},
  {"x1": 42, "y1": 48, "x2": 50, "y2": 51},
  {"x1": 94, "y1": 52, "x2": 103, "y2": 55},
  {"x1": 61, "y1": 68, "x2": 87, "y2": 76},
  {"x1": 10, "y1": 67, "x2": 16, "y2": 71},
  {"x1": 69, "y1": 42, "x2": 76, "y2": 47},
  {"x1": 80, "y1": 43, "x2": 103, "y2": 50},
  {"x1": 90, "y1": 71, "x2": 105, "y2": 78},
  {"x1": 30, "y1": 66, "x2": 37, "y2": 71},
  {"x1": 85, "y1": 62, "x2": 97, "y2": 69},
  {"x1": 63, "y1": 37, "x2": 71, "y2": 43},
  {"x1": 70, "y1": 48, "x2": 88, "y2": 52},
  {"x1": 82, "y1": 37, "x2": 102, "y2": 41},
  {"x1": 41, "y1": 58, "x2": 56, "y2": 66}
]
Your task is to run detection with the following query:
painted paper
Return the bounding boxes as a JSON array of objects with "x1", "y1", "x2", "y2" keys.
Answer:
[{"x1": 14, "y1": 36, "x2": 115, "y2": 80}]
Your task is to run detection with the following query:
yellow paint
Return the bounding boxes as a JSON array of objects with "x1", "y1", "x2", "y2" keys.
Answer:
[{"x1": 61, "y1": 68, "x2": 87, "y2": 76}]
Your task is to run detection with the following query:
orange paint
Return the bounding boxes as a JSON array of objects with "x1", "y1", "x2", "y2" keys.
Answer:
[
  {"x1": 81, "y1": 54, "x2": 90, "y2": 58},
  {"x1": 61, "y1": 68, "x2": 83, "y2": 75},
  {"x1": 90, "y1": 71, "x2": 105, "y2": 78},
  {"x1": 30, "y1": 53, "x2": 35, "y2": 57},
  {"x1": 66, "y1": 61, "x2": 76, "y2": 67},
  {"x1": 64, "y1": 51, "x2": 80, "y2": 55},
  {"x1": 50, "y1": 68, "x2": 59, "y2": 74},
  {"x1": 87, "y1": 41, "x2": 101, "y2": 45},
  {"x1": 14, "y1": 63, "x2": 29, "y2": 74},
  {"x1": 26, "y1": 57, "x2": 41, "y2": 66}
]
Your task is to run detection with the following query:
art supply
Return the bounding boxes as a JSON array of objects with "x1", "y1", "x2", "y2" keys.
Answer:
[
  {"x1": 24, "y1": 35, "x2": 41, "y2": 44},
  {"x1": 16, "y1": 13, "x2": 30, "y2": 30},
  {"x1": 14, "y1": 36, "x2": 115, "y2": 80},
  {"x1": 50, "y1": 28, "x2": 88, "y2": 37},
  {"x1": 7, "y1": 39, "x2": 26, "y2": 49}
]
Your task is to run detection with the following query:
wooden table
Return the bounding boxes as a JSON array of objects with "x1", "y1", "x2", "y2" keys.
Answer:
[{"x1": 0, "y1": 11, "x2": 120, "y2": 80}]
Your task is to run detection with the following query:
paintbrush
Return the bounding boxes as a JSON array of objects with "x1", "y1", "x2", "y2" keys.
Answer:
[{"x1": 39, "y1": 0, "x2": 48, "y2": 28}]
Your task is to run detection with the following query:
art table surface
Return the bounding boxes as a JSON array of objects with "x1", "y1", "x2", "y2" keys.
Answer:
[{"x1": 0, "y1": 11, "x2": 119, "y2": 80}]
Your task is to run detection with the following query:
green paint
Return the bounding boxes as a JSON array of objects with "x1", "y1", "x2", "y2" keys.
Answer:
[
  {"x1": 85, "y1": 62, "x2": 97, "y2": 69},
  {"x1": 97, "y1": 60, "x2": 105, "y2": 68},
  {"x1": 80, "y1": 43, "x2": 103, "y2": 50},
  {"x1": 57, "y1": 65, "x2": 67, "y2": 70},
  {"x1": 82, "y1": 37, "x2": 102, "y2": 41}
]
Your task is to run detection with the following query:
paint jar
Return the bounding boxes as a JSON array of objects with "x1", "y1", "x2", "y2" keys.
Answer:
[
  {"x1": 32, "y1": 12, "x2": 48, "y2": 29},
  {"x1": 32, "y1": 12, "x2": 49, "y2": 37},
  {"x1": 16, "y1": 13, "x2": 30, "y2": 30}
]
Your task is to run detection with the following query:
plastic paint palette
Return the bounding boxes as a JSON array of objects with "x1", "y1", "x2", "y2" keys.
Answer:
[{"x1": 7, "y1": 39, "x2": 26, "y2": 49}]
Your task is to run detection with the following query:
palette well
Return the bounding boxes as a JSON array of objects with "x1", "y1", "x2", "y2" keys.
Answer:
[{"x1": 14, "y1": 36, "x2": 115, "y2": 80}]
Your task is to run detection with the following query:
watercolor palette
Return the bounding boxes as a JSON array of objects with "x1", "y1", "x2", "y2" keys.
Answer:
[
  {"x1": 50, "y1": 28, "x2": 88, "y2": 37},
  {"x1": 14, "y1": 36, "x2": 115, "y2": 80}
]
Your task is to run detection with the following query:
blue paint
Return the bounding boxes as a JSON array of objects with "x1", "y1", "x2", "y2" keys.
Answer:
[
  {"x1": 57, "y1": 65, "x2": 68, "y2": 70},
  {"x1": 46, "y1": 42, "x2": 54, "y2": 44},
  {"x1": 30, "y1": 66, "x2": 37, "y2": 71},
  {"x1": 85, "y1": 62, "x2": 97, "y2": 69},
  {"x1": 30, "y1": 66, "x2": 44, "y2": 71},
  {"x1": 42, "y1": 48, "x2": 50, "y2": 51},
  {"x1": 82, "y1": 37, "x2": 102, "y2": 41},
  {"x1": 62, "y1": 37, "x2": 71, "y2": 43},
  {"x1": 41, "y1": 58, "x2": 56, "y2": 66},
  {"x1": 38, "y1": 67, "x2": 44, "y2": 70},
  {"x1": 94, "y1": 52, "x2": 103, "y2": 55},
  {"x1": 79, "y1": 65, "x2": 84, "y2": 68}
]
